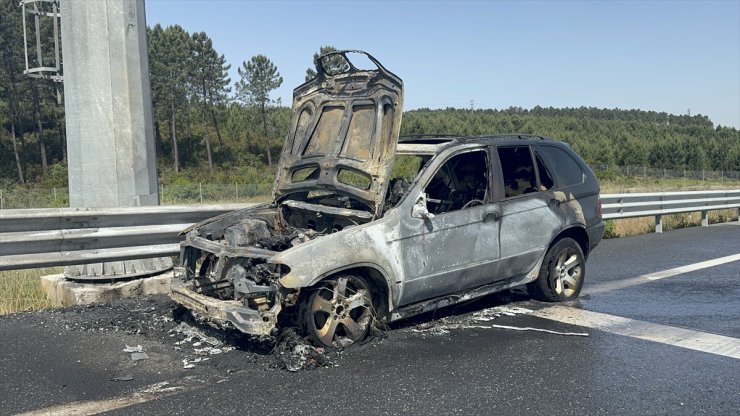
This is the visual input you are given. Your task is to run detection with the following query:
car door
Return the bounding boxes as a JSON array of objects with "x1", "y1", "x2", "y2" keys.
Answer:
[
  {"x1": 493, "y1": 145, "x2": 563, "y2": 280},
  {"x1": 396, "y1": 147, "x2": 502, "y2": 306}
]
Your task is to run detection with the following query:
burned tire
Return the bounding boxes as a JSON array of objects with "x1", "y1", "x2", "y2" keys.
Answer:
[
  {"x1": 300, "y1": 275, "x2": 374, "y2": 348},
  {"x1": 527, "y1": 237, "x2": 585, "y2": 302}
]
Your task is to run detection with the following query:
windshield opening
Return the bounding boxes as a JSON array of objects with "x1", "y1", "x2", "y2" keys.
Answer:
[{"x1": 384, "y1": 154, "x2": 431, "y2": 211}]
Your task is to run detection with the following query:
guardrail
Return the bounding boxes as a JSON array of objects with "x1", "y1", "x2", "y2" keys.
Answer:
[
  {"x1": 0, "y1": 191, "x2": 738, "y2": 272},
  {"x1": 0, "y1": 203, "x2": 256, "y2": 271},
  {"x1": 600, "y1": 190, "x2": 740, "y2": 232}
]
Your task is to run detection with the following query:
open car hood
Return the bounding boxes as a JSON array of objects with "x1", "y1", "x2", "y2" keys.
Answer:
[{"x1": 273, "y1": 50, "x2": 404, "y2": 217}]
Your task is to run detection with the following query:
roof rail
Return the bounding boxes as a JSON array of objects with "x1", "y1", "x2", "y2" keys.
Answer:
[
  {"x1": 470, "y1": 134, "x2": 552, "y2": 141},
  {"x1": 399, "y1": 134, "x2": 460, "y2": 141},
  {"x1": 398, "y1": 134, "x2": 460, "y2": 144}
]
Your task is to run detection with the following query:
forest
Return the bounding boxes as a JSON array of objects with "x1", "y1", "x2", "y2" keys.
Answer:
[{"x1": 1, "y1": 2, "x2": 738, "y2": 193}]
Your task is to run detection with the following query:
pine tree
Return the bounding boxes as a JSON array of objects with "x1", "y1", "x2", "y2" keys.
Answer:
[
  {"x1": 236, "y1": 55, "x2": 283, "y2": 167},
  {"x1": 190, "y1": 31, "x2": 231, "y2": 173},
  {"x1": 304, "y1": 45, "x2": 347, "y2": 81},
  {"x1": 0, "y1": 0, "x2": 26, "y2": 183},
  {"x1": 149, "y1": 24, "x2": 191, "y2": 173}
]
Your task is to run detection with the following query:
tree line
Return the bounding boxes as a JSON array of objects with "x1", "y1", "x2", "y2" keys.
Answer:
[
  {"x1": 0, "y1": 4, "x2": 738, "y2": 190},
  {"x1": 400, "y1": 107, "x2": 739, "y2": 171}
]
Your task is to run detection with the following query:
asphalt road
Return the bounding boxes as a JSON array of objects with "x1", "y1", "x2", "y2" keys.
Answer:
[{"x1": 1, "y1": 222, "x2": 738, "y2": 415}]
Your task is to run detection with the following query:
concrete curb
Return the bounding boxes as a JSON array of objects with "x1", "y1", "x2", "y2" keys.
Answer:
[{"x1": 40, "y1": 271, "x2": 174, "y2": 307}]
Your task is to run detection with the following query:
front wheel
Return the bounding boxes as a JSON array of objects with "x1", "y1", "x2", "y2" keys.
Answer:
[
  {"x1": 527, "y1": 238, "x2": 585, "y2": 301},
  {"x1": 300, "y1": 275, "x2": 373, "y2": 348}
]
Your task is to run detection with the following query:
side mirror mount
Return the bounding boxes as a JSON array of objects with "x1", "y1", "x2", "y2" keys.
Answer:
[{"x1": 411, "y1": 192, "x2": 435, "y2": 220}]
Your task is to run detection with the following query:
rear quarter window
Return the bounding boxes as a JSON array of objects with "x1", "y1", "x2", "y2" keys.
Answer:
[
  {"x1": 536, "y1": 146, "x2": 585, "y2": 187},
  {"x1": 497, "y1": 146, "x2": 538, "y2": 198}
]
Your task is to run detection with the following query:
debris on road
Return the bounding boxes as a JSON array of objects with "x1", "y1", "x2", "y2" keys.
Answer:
[
  {"x1": 194, "y1": 346, "x2": 234, "y2": 356},
  {"x1": 170, "y1": 321, "x2": 239, "y2": 368},
  {"x1": 52, "y1": 298, "x2": 176, "y2": 336},
  {"x1": 109, "y1": 375, "x2": 133, "y2": 382},
  {"x1": 462, "y1": 324, "x2": 589, "y2": 337},
  {"x1": 410, "y1": 323, "x2": 450, "y2": 336},
  {"x1": 170, "y1": 322, "x2": 222, "y2": 347},
  {"x1": 273, "y1": 329, "x2": 332, "y2": 372},
  {"x1": 407, "y1": 304, "x2": 587, "y2": 337},
  {"x1": 123, "y1": 345, "x2": 144, "y2": 353},
  {"x1": 472, "y1": 305, "x2": 533, "y2": 321},
  {"x1": 182, "y1": 357, "x2": 209, "y2": 369},
  {"x1": 123, "y1": 344, "x2": 149, "y2": 361},
  {"x1": 409, "y1": 305, "x2": 534, "y2": 335}
]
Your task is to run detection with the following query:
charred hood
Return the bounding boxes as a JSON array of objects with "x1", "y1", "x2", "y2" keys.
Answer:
[{"x1": 273, "y1": 50, "x2": 404, "y2": 217}]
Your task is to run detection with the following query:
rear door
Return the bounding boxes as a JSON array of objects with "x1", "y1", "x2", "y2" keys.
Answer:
[{"x1": 493, "y1": 145, "x2": 563, "y2": 280}]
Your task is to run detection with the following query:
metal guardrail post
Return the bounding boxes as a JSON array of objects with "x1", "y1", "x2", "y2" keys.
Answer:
[
  {"x1": 701, "y1": 210, "x2": 708, "y2": 227},
  {"x1": 655, "y1": 215, "x2": 663, "y2": 233}
]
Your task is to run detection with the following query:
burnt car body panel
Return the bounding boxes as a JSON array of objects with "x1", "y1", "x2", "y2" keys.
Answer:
[
  {"x1": 171, "y1": 135, "x2": 604, "y2": 337},
  {"x1": 273, "y1": 50, "x2": 404, "y2": 216},
  {"x1": 170, "y1": 51, "x2": 604, "y2": 342}
]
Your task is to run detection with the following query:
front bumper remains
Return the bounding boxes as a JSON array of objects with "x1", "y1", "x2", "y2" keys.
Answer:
[{"x1": 170, "y1": 274, "x2": 281, "y2": 336}]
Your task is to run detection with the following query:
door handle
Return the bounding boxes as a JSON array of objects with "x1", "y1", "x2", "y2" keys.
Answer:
[{"x1": 483, "y1": 211, "x2": 501, "y2": 222}]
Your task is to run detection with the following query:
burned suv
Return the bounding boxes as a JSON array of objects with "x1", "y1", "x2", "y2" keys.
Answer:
[{"x1": 170, "y1": 50, "x2": 605, "y2": 347}]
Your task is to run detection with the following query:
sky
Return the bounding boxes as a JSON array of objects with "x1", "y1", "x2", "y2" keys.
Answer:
[{"x1": 145, "y1": 0, "x2": 740, "y2": 128}]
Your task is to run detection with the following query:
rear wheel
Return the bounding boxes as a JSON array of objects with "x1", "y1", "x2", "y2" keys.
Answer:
[
  {"x1": 527, "y1": 238, "x2": 585, "y2": 301},
  {"x1": 301, "y1": 275, "x2": 373, "y2": 348}
]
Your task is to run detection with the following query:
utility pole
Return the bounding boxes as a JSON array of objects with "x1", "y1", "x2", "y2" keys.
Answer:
[{"x1": 58, "y1": 0, "x2": 170, "y2": 280}]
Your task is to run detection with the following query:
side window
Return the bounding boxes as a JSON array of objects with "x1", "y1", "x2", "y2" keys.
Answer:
[
  {"x1": 537, "y1": 146, "x2": 585, "y2": 187},
  {"x1": 498, "y1": 146, "x2": 537, "y2": 198},
  {"x1": 424, "y1": 150, "x2": 488, "y2": 215},
  {"x1": 535, "y1": 154, "x2": 555, "y2": 191}
]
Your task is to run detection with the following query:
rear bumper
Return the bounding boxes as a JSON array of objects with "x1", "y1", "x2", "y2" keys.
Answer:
[
  {"x1": 170, "y1": 276, "x2": 280, "y2": 336},
  {"x1": 587, "y1": 220, "x2": 605, "y2": 253}
]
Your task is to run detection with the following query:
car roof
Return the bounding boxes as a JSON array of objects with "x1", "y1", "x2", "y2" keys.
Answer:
[{"x1": 396, "y1": 134, "x2": 562, "y2": 155}]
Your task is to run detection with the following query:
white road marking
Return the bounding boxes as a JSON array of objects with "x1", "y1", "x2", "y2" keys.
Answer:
[
  {"x1": 532, "y1": 305, "x2": 740, "y2": 360},
  {"x1": 17, "y1": 377, "x2": 213, "y2": 416},
  {"x1": 585, "y1": 253, "x2": 740, "y2": 295}
]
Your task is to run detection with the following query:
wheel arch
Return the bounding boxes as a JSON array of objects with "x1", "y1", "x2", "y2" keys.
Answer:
[
  {"x1": 310, "y1": 263, "x2": 394, "y2": 321},
  {"x1": 550, "y1": 226, "x2": 590, "y2": 258}
]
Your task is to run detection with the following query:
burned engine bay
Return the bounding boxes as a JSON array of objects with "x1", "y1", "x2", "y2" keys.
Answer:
[
  {"x1": 178, "y1": 195, "x2": 376, "y2": 317},
  {"x1": 171, "y1": 50, "x2": 408, "y2": 340}
]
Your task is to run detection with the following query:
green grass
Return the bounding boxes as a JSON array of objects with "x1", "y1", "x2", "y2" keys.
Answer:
[
  {"x1": 602, "y1": 209, "x2": 738, "y2": 239},
  {"x1": 0, "y1": 268, "x2": 59, "y2": 315}
]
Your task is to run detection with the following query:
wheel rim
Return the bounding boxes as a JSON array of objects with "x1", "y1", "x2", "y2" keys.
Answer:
[
  {"x1": 309, "y1": 276, "x2": 372, "y2": 347},
  {"x1": 551, "y1": 248, "x2": 582, "y2": 298}
]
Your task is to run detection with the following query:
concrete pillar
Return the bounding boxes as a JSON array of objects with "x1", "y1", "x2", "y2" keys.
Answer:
[
  {"x1": 61, "y1": 0, "x2": 158, "y2": 208},
  {"x1": 60, "y1": 0, "x2": 170, "y2": 280}
]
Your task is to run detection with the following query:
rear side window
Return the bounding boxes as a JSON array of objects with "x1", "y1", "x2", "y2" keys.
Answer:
[
  {"x1": 497, "y1": 146, "x2": 537, "y2": 198},
  {"x1": 537, "y1": 146, "x2": 585, "y2": 187}
]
